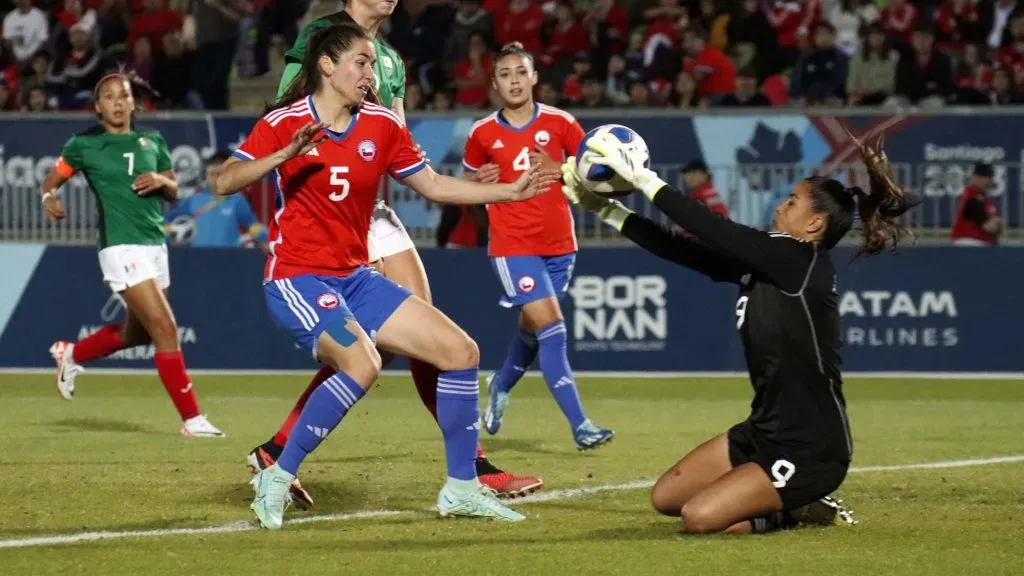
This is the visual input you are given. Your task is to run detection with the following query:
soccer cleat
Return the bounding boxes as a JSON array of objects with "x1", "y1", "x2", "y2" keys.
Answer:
[
  {"x1": 476, "y1": 457, "x2": 543, "y2": 499},
  {"x1": 246, "y1": 440, "x2": 315, "y2": 510},
  {"x1": 790, "y1": 495, "x2": 858, "y2": 527},
  {"x1": 49, "y1": 341, "x2": 83, "y2": 400},
  {"x1": 483, "y1": 373, "x2": 510, "y2": 435},
  {"x1": 250, "y1": 463, "x2": 294, "y2": 530},
  {"x1": 574, "y1": 419, "x2": 615, "y2": 451},
  {"x1": 180, "y1": 414, "x2": 226, "y2": 438},
  {"x1": 437, "y1": 482, "x2": 526, "y2": 521}
]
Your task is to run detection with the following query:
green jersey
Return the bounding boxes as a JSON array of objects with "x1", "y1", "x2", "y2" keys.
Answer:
[
  {"x1": 59, "y1": 126, "x2": 171, "y2": 249},
  {"x1": 285, "y1": 16, "x2": 406, "y2": 109}
]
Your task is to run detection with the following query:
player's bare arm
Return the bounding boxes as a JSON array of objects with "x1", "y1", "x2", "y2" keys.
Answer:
[
  {"x1": 463, "y1": 163, "x2": 501, "y2": 184},
  {"x1": 40, "y1": 164, "x2": 71, "y2": 221},
  {"x1": 404, "y1": 163, "x2": 559, "y2": 204},
  {"x1": 215, "y1": 121, "x2": 328, "y2": 195}
]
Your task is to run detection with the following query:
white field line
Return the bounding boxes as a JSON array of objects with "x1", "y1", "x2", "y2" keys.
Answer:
[
  {"x1": 0, "y1": 455, "x2": 1022, "y2": 550},
  {"x1": 3, "y1": 369, "x2": 1024, "y2": 380}
]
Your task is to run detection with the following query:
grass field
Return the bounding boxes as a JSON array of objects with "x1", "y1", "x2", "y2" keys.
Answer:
[{"x1": 1, "y1": 373, "x2": 1022, "y2": 575}]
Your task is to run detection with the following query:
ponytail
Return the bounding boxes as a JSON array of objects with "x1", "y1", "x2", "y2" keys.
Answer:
[
  {"x1": 93, "y1": 65, "x2": 161, "y2": 126},
  {"x1": 269, "y1": 22, "x2": 373, "y2": 114}
]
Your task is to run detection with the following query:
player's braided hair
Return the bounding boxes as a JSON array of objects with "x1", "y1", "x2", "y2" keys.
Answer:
[
  {"x1": 270, "y1": 22, "x2": 378, "y2": 113},
  {"x1": 808, "y1": 128, "x2": 920, "y2": 257},
  {"x1": 492, "y1": 41, "x2": 535, "y2": 76}
]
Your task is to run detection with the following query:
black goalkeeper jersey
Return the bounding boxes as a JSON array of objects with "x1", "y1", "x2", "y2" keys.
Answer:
[{"x1": 620, "y1": 185, "x2": 853, "y2": 463}]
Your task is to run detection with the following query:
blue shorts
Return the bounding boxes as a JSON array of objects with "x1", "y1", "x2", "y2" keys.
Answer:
[
  {"x1": 264, "y1": 267, "x2": 412, "y2": 359},
  {"x1": 490, "y1": 254, "x2": 576, "y2": 308}
]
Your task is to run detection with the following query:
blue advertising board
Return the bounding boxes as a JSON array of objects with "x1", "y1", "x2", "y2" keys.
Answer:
[
  {"x1": 0, "y1": 245, "x2": 1019, "y2": 374},
  {"x1": 1, "y1": 111, "x2": 1022, "y2": 230}
]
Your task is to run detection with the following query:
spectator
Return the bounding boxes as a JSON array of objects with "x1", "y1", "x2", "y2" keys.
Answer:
[
  {"x1": 629, "y1": 80, "x2": 651, "y2": 106},
  {"x1": 696, "y1": 0, "x2": 729, "y2": 49},
  {"x1": 934, "y1": 0, "x2": 980, "y2": 52},
  {"x1": 682, "y1": 159, "x2": 729, "y2": 219},
  {"x1": 0, "y1": 27, "x2": 19, "y2": 94},
  {"x1": 56, "y1": 0, "x2": 98, "y2": 37},
  {"x1": 443, "y1": 0, "x2": 492, "y2": 68},
  {"x1": 453, "y1": 31, "x2": 493, "y2": 109},
  {"x1": 582, "y1": 0, "x2": 629, "y2": 73},
  {"x1": 951, "y1": 162, "x2": 1003, "y2": 246},
  {"x1": 767, "y1": 0, "x2": 821, "y2": 59},
  {"x1": 165, "y1": 151, "x2": 270, "y2": 251},
  {"x1": 893, "y1": 26, "x2": 951, "y2": 106},
  {"x1": 47, "y1": 21, "x2": 101, "y2": 109},
  {"x1": 193, "y1": 0, "x2": 242, "y2": 110},
  {"x1": 560, "y1": 52, "x2": 590, "y2": 105},
  {"x1": 536, "y1": 80, "x2": 560, "y2": 105},
  {"x1": 127, "y1": 34, "x2": 153, "y2": 82},
  {"x1": 3, "y1": 0, "x2": 48, "y2": 68},
  {"x1": 727, "y1": 0, "x2": 778, "y2": 78},
  {"x1": 953, "y1": 43, "x2": 993, "y2": 103},
  {"x1": 389, "y1": 0, "x2": 453, "y2": 89},
  {"x1": 683, "y1": 25, "x2": 737, "y2": 101},
  {"x1": 829, "y1": 0, "x2": 869, "y2": 55},
  {"x1": 493, "y1": 0, "x2": 543, "y2": 53},
  {"x1": 23, "y1": 84, "x2": 50, "y2": 110},
  {"x1": 641, "y1": 0, "x2": 685, "y2": 81},
  {"x1": 428, "y1": 89, "x2": 453, "y2": 110},
  {"x1": 790, "y1": 21, "x2": 848, "y2": 105},
  {"x1": 252, "y1": 0, "x2": 308, "y2": 78},
  {"x1": 978, "y1": 0, "x2": 1023, "y2": 49},
  {"x1": 18, "y1": 49, "x2": 48, "y2": 102},
  {"x1": 152, "y1": 30, "x2": 195, "y2": 108},
  {"x1": 127, "y1": 0, "x2": 183, "y2": 54},
  {"x1": 880, "y1": 0, "x2": 918, "y2": 47},
  {"x1": 539, "y1": 1, "x2": 590, "y2": 69},
  {"x1": 987, "y1": 65, "x2": 1022, "y2": 102},
  {"x1": 96, "y1": 0, "x2": 132, "y2": 48},
  {"x1": 847, "y1": 22, "x2": 899, "y2": 106},
  {"x1": 0, "y1": 78, "x2": 13, "y2": 110},
  {"x1": 669, "y1": 69, "x2": 705, "y2": 108},
  {"x1": 436, "y1": 204, "x2": 487, "y2": 248},
  {"x1": 997, "y1": 13, "x2": 1024, "y2": 69},
  {"x1": 581, "y1": 74, "x2": 612, "y2": 107},
  {"x1": 404, "y1": 82, "x2": 423, "y2": 110},
  {"x1": 719, "y1": 67, "x2": 771, "y2": 106},
  {"x1": 603, "y1": 53, "x2": 630, "y2": 105}
]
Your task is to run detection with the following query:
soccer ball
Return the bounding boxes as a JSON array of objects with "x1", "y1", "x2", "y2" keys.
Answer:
[{"x1": 574, "y1": 124, "x2": 650, "y2": 197}]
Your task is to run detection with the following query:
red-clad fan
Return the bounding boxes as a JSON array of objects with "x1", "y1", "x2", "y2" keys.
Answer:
[
  {"x1": 214, "y1": 23, "x2": 559, "y2": 529},
  {"x1": 682, "y1": 159, "x2": 730, "y2": 219},
  {"x1": 494, "y1": 0, "x2": 544, "y2": 53},
  {"x1": 880, "y1": 0, "x2": 918, "y2": 45},
  {"x1": 767, "y1": 0, "x2": 821, "y2": 47},
  {"x1": 934, "y1": 0, "x2": 979, "y2": 51},
  {"x1": 951, "y1": 162, "x2": 1003, "y2": 246}
]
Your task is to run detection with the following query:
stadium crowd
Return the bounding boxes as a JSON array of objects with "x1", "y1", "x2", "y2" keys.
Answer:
[{"x1": 4, "y1": 0, "x2": 1024, "y2": 112}]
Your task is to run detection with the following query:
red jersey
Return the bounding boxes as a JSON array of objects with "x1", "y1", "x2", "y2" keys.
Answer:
[
  {"x1": 951, "y1": 185, "x2": 998, "y2": 245},
  {"x1": 691, "y1": 182, "x2": 730, "y2": 219},
  {"x1": 687, "y1": 45, "x2": 737, "y2": 96},
  {"x1": 880, "y1": 3, "x2": 918, "y2": 44},
  {"x1": 463, "y1": 103, "x2": 585, "y2": 258},
  {"x1": 234, "y1": 97, "x2": 425, "y2": 281}
]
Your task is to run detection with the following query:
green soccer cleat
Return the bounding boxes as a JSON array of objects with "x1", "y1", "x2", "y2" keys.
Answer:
[
  {"x1": 437, "y1": 482, "x2": 526, "y2": 522},
  {"x1": 250, "y1": 463, "x2": 295, "y2": 530}
]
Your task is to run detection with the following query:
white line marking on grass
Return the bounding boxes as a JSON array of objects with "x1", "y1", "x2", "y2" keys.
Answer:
[{"x1": 0, "y1": 455, "x2": 1021, "y2": 550}]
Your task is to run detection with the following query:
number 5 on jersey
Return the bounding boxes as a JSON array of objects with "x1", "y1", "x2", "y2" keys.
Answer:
[{"x1": 329, "y1": 166, "x2": 349, "y2": 202}]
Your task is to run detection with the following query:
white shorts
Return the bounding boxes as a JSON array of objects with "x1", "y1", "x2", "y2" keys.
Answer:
[
  {"x1": 367, "y1": 201, "x2": 415, "y2": 263},
  {"x1": 97, "y1": 244, "x2": 170, "y2": 292}
]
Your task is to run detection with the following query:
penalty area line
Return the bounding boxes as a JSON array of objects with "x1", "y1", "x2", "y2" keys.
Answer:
[{"x1": 1, "y1": 455, "x2": 1022, "y2": 550}]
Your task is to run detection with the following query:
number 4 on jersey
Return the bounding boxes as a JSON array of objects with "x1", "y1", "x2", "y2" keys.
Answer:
[{"x1": 512, "y1": 147, "x2": 530, "y2": 172}]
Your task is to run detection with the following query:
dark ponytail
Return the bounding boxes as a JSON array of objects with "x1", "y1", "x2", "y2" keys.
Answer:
[
  {"x1": 93, "y1": 65, "x2": 161, "y2": 125},
  {"x1": 808, "y1": 132, "x2": 920, "y2": 257},
  {"x1": 269, "y1": 22, "x2": 374, "y2": 114},
  {"x1": 492, "y1": 41, "x2": 535, "y2": 75}
]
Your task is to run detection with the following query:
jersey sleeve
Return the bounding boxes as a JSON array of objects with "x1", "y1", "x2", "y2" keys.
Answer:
[
  {"x1": 55, "y1": 135, "x2": 84, "y2": 178},
  {"x1": 233, "y1": 118, "x2": 284, "y2": 162},
  {"x1": 649, "y1": 184, "x2": 815, "y2": 293},
  {"x1": 387, "y1": 125, "x2": 427, "y2": 180},
  {"x1": 563, "y1": 116, "x2": 586, "y2": 159},
  {"x1": 462, "y1": 127, "x2": 487, "y2": 173},
  {"x1": 394, "y1": 56, "x2": 407, "y2": 100},
  {"x1": 620, "y1": 214, "x2": 746, "y2": 284},
  {"x1": 151, "y1": 133, "x2": 173, "y2": 172}
]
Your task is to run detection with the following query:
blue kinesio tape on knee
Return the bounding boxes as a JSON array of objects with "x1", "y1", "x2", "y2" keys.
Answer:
[{"x1": 325, "y1": 314, "x2": 357, "y2": 347}]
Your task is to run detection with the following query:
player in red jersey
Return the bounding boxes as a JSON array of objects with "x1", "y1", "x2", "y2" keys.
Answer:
[
  {"x1": 214, "y1": 24, "x2": 558, "y2": 529},
  {"x1": 464, "y1": 43, "x2": 614, "y2": 451}
]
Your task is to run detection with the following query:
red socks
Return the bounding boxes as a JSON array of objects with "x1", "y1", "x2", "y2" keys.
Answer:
[
  {"x1": 273, "y1": 364, "x2": 333, "y2": 447},
  {"x1": 72, "y1": 323, "x2": 124, "y2": 364},
  {"x1": 153, "y1": 351, "x2": 200, "y2": 420}
]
